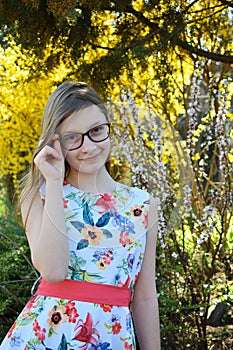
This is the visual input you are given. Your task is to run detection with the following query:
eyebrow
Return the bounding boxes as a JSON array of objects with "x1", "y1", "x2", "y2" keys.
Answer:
[{"x1": 62, "y1": 121, "x2": 106, "y2": 135}]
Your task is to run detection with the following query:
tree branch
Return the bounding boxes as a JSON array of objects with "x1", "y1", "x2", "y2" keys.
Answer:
[
  {"x1": 91, "y1": 1, "x2": 233, "y2": 63},
  {"x1": 174, "y1": 37, "x2": 233, "y2": 63}
]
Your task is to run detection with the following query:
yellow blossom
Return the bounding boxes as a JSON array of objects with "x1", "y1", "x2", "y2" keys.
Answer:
[
  {"x1": 192, "y1": 153, "x2": 200, "y2": 161},
  {"x1": 228, "y1": 153, "x2": 233, "y2": 163}
]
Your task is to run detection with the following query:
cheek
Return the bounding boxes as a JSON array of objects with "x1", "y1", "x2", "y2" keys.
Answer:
[
  {"x1": 64, "y1": 150, "x2": 80, "y2": 165},
  {"x1": 101, "y1": 139, "x2": 111, "y2": 156}
]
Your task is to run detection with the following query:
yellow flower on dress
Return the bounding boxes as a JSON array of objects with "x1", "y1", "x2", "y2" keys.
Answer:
[
  {"x1": 81, "y1": 224, "x2": 104, "y2": 246},
  {"x1": 47, "y1": 305, "x2": 68, "y2": 328},
  {"x1": 97, "y1": 260, "x2": 107, "y2": 270},
  {"x1": 130, "y1": 205, "x2": 145, "y2": 219}
]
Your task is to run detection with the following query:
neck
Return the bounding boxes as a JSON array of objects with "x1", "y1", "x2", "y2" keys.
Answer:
[{"x1": 66, "y1": 167, "x2": 116, "y2": 193}]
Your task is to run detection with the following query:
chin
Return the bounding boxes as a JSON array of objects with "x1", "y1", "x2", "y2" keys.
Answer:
[{"x1": 77, "y1": 160, "x2": 107, "y2": 174}]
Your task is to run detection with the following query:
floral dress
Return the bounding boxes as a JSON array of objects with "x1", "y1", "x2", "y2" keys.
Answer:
[{"x1": 0, "y1": 182, "x2": 150, "y2": 350}]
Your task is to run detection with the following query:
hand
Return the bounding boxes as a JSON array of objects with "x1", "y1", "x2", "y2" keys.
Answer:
[{"x1": 34, "y1": 134, "x2": 65, "y2": 183}]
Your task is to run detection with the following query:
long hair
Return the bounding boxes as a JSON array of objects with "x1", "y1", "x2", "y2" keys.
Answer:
[{"x1": 19, "y1": 81, "x2": 109, "y2": 214}]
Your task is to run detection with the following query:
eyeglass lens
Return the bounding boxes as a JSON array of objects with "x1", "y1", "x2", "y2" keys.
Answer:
[{"x1": 61, "y1": 123, "x2": 110, "y2": 150}]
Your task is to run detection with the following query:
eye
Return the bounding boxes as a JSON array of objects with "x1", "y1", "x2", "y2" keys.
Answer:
[
  {"x1": 90, "y1": 125, "x2": 105, "y2": 135},
  {"x1": 63, "y1": 134, "x2": 81, "y2": 142}
]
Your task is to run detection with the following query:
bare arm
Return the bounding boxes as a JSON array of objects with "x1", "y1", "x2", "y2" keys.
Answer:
[
  {"x1": 131, "y1": 195, "x2": 161, "y2": 350},
  {"x1": 21, "y1": 136, "x2": 69, "y2": 283}
]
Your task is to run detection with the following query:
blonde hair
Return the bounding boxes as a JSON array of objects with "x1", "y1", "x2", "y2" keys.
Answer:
[{"x1": 19, "y1": 81, "x2": 109, "y2": 213}]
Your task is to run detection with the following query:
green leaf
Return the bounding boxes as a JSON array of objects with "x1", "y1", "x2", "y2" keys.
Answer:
[
  {"x1": 77, "y1": 239, "x2": 89, "y2": 250},
  {"x1": 70, "y1": 220, "x2": 84, "y2": 232},
  {"x1": 58, "y1": 334, "x2": 68, "y2": 350},
  {"x1": 104, "y1": 322, "x2": 112, "y2": 329},
  {"x1": 96, "y1": 212, "x2": 110, "y2": 227},
  {"x1": 83, "y1": 202, "x2": 94, "y2": 225},
  {"x1": 102, "y1": 229, "x2": 113, "y2": 238}
]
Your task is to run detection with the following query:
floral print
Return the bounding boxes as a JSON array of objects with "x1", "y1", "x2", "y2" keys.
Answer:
[
  {"x1": 1, "y1": 182, "x2": 149, "y2": 350},
  {"x1": 92, "y1": 249, "x2": 114, "y2": 270},
  {"x1": 74, "y1": 312, "x2": 100, "y2": 349},
  {"x1": 81, "y1": 224, "x2": 106, "y2": 246}
]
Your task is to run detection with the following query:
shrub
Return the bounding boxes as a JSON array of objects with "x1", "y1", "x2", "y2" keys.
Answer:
[{"x1": 0, "y1": 199, "x2": 38, "y2": 341}]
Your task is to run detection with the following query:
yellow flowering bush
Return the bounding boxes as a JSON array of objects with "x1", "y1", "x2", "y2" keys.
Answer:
[{"x1": 0, "y1": 39, "x2": 74, "y2": 196}]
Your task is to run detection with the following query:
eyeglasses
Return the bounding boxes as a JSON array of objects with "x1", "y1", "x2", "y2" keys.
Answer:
[{"x1": 59, "y1": 123, "x2": 110, "y2": 151}]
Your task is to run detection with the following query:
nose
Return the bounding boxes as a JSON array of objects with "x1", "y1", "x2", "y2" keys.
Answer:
[{"x1": 80, "y1": 134, "x2": 96, "y2": 152}]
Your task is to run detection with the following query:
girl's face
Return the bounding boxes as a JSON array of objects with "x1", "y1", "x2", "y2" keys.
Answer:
[{"x1": 57, "y1": 105, "x2": 110, "y2": 176}]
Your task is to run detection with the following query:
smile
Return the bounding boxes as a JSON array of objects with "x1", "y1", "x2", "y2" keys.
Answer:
[{"x1": 78, "y1": 153, "x2": 101, "y2": 161}]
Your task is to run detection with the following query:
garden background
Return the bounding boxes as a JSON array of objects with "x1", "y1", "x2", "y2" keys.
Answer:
[{"x1": 0, "y1": 1, "x2": 232, "y2": 349}]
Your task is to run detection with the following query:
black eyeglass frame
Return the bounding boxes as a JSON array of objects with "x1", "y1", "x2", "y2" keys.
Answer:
[{"x1": 59, "y1": 122, "x2": 111, "y2": 151}]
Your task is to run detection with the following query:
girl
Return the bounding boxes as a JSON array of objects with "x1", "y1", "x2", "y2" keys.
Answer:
[{"x1": 1, "y1": 81, "x2": 160, "y2": 349}]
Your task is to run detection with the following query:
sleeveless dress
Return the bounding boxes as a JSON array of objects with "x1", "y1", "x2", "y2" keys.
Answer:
[{"x1": 0, "y1": 182, "x2": 150, "y2": 350}]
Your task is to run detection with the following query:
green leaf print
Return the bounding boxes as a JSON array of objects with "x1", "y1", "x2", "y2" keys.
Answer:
[
  {"x1": 96, "y1": 212, "x2": 110, "y2": 227},
  {"x1": 102, "y1": 228, "x2": 113, "y2": 238},
  {"x1": 83, "y1": 202, "x2": 94, "y2": 225},
  {"x1": 70, "y1": 251, "x2": 87, "y2": 266},
  {"x1": 48, "y1": 326, "x2": 58, "y2": 337},
  {"x1": 58, "y1": 334, "x2": 68, "y2": 350},
  {"x1": 27, "y1": 338, "x2": 43, "y2": 350},
  {"x1": 65, "y1": 192, "x2": 77, "y2": 201},
  {"x1": 104, "y1": 322, "x2": 112, "y2": 329},
  {"x1": 68, "y1": 251, "x2": 104, "y2": 282},
  {"x1": 17, "y1": 313, "x2": 37, "y2": 326},
  {"x1": 70, "y1": 220, "x2": 84, "y2": 232},
  {"x1": 65, "y1": 210, "x2": 79, "y2": 222},
  {"x1": 76, "y1": 238, "x2": 89, "y2": 250}
]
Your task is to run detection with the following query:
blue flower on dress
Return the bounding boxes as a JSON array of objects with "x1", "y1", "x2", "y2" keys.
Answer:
[
  {"x1": 127, "y1": 254, "x2": 135, "y2": 271},
  {"x1": 89, "y1": 341, "x2": 112, "y2": 349},
  {"x1": 9, "y1": 333, "x2": 24, "y2": 347},
  {"x1": 126, "y1": 313, "x2": 133, "y2": 334},
  {"x1": 111, "y1": 213, "x2": 135, "y2": 234},
  {"x1": 113, "y1": 273, "x2": 121, "y2": 284}
]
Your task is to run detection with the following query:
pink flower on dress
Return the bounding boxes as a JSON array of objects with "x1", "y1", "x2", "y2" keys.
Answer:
[
  {"x1": 65, "y1": 301, "x2": 76, "y2": 315},
  {"x1": 65, "y1": 301, "x2": 79, "y2": 322},
  {"x1": 74, "y1": 312, "x2": 100, "y2": 349},
  {"x1": 32, "y1": 319, "x2": 46, "y2": 341},
  {"x1": 68, "y1": 307, "x2": 79, "y2": 323},
  {"x1": 124, "y1": 342, "x2": 133, "y2": 350},
  {"x1": 96, "y1": 194, "x2": 117, "y2": 214},
  {"x1": 112, "y1": 322, "x2": 122, "y2": 334},
  {"x1": 142, "y1": 212, "x2": 148, "y2": 228},
  {"x1": 119, "y1": 232, "x2": 132, "y2": 247},
  {"x1": 24, "y1": 295, "x2": 37, "y2": 313},
  {"x1": 33, "y1": 319, "x2": 40, "y2": 331},
  {"x1": 35, "y1": 327, "x2": 46, "y2": 341},
  {"x1": 7, "y1": 321, "x2": 17, "y2": 338},
  {"x1": 103, "y1": 253, "x2": 113, "y2": 265},
  {"x1": 134, "y1": 272, "x2": 140, "y2": 284},
  {"x1": 63, "y1": 198, "x2": 69, "y2": 208}
]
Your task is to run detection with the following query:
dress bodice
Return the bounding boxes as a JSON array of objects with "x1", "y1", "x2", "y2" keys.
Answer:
[{"x1": 41, "y1": 182, "x2": 150, "y2": 292}]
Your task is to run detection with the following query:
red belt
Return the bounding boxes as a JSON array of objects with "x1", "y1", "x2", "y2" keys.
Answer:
[{"x1": 35, "y1": 278, "x2": 131, "y2": 307}]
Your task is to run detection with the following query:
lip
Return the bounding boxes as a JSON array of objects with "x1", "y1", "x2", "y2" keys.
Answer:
[{"x1": 78, "y1": 153, "x2": 101, "y2": 161}]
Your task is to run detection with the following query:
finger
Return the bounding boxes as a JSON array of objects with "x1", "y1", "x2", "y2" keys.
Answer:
[
  {"x1": 50, "y1": 133, "x2": 60, "y2": 142},
  {"x1": 34, "y1": 145, "x2": 62, "y2": 165},
  {"x1": 53, "y1": 138, "x2": 64, "y2": 158},
  {"x1": 48, "y1": 134, "x2": 60, "y2": 148}
]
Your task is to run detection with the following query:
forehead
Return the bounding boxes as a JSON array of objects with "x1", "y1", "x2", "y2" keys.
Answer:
[{"x1": 58, "y1": 105, "x2": 107, "y2": 134}]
